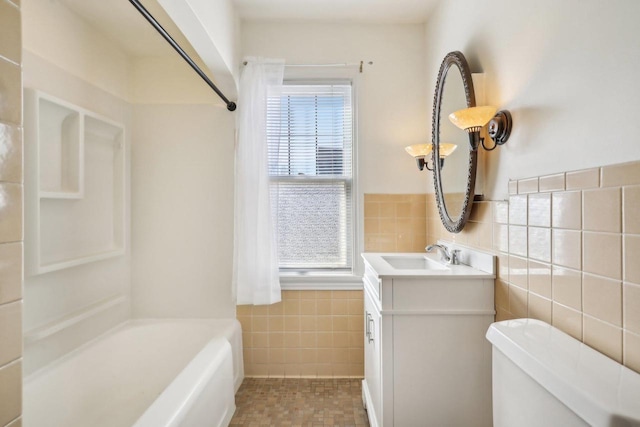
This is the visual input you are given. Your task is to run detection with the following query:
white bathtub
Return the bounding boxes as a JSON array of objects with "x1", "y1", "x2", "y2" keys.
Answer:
[{"x1": 23, "y1": 319, "x2": 244, "y2": 427}]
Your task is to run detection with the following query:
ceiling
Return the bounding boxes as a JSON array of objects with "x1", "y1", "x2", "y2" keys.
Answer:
[
  {"x1": 232, "y1": 0, "x2": 438, "y2": 24},
  {"x1": 57, "y1": 0, "x2": 196, "y2": 57},
  {"x1": 57, "y1": 0, "x2": 438, "y2": 59}
]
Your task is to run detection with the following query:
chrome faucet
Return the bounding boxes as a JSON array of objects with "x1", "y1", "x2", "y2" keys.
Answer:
[{"x1": 426, "y1": 244, "x2": 460, "y2": 265}]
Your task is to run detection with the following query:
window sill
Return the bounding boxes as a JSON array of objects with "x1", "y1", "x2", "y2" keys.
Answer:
[{"x1": 279, "y1": 272, "x2": 363, "y2": 290}]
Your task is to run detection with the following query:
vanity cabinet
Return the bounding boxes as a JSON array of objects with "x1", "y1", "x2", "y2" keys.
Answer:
[
  {"x1": 363, "y1": 286, "x2": 382, "y2": 424},
  {"x1": 361, "y1": 251, "x2": 495, "y2": 427}
]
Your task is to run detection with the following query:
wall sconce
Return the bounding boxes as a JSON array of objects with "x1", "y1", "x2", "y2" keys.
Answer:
[
  {"x1": 448, "y1": 106, "x2": 512, "y2": 151},
  {"x1": 405, "y1": 143, "x2": 457, "y2": 171}
]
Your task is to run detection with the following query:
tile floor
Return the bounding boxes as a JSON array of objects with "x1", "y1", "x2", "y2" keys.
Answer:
[{"x1": 230, "y1": 378, "x2": 370, "y2": 426}]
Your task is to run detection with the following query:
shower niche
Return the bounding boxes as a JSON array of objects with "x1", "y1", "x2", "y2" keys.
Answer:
[{"x1": 24, "y1": 90, "x2": 126, "y2": 275}]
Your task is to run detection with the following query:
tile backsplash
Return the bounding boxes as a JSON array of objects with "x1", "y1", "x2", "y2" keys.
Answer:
[
  {"x1": 238, "y1": 290, "x2": 364, "y2": 378},
  {"x1": 364, "y1": 194, "x2": 426, "y2": 252},
  {"x1": 429, "y1": 160, "x2": 640, "y2": 373},
  {"x1": 0, "y1": 1, "x2": 23, "y2": 426}
]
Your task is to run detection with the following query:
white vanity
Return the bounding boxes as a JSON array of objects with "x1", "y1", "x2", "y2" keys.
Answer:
[{"x1": 361, "y1": 242, "x2": 495, "y2": 427}]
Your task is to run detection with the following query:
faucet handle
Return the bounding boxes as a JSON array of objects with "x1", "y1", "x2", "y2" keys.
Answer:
[{"x1": 450, "y1": 249, "x2": 461, "y2": 265}]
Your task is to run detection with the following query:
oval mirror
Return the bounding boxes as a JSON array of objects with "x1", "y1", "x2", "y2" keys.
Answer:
[{"x1": 432, "y1": 51, "x2": 478, "y2": 233}]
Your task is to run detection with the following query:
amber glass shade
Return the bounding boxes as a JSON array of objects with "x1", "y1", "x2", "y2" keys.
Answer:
[
  {"x1": 437, "y1": 143, "x2": 457, "y2": 158},
  {"x1": 405, "y1": 143, "x2": 457, "y2": 159},
  {"x1": 448, "y1": 106, "x2": 497, "y2": 132},
  {"x1": 405, "y1": 144, "x2": 432, "y2": 159}
]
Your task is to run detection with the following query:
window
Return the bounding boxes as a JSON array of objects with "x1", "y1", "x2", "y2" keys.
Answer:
[{"x1": 267, "y1": 82, "x2": 354, "y2": 273}]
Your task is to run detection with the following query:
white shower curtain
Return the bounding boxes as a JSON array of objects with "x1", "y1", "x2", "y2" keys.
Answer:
[{"x1": 233, "y1": 57, "x2": 285, "y2": 305}]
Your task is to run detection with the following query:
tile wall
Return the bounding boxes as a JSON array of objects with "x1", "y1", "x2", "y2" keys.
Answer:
[
  {"x1": 238, "y1": 290, "x2": 364, "y2": 378},
  {"x1": 364, "y1": 194, "x2": 427, "y2": 252},
  {"x1": 429, "y1": 160, "x2": 640, "y2": 373},
  {"x1": 240, "y1": 161, "x2": 640, "y2": 378},
  {"x1": 239, "y1": 194, "x2": 428, "y2": 378},
  {"x1": 0, "y1": 0, "x2": 23, "y2": 425}
]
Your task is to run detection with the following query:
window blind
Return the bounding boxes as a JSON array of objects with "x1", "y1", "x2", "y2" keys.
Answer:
[{"x1": 267, "y1": 83, "x2": 353, "y2": 271}]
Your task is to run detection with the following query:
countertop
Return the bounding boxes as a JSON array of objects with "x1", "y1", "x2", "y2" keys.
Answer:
[{"x1": 362, "y1": 252, "x2": 496, "y2": 279}]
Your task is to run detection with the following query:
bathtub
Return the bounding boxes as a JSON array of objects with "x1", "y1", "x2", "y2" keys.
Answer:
[{"x1": 23, "y1": 319, "x2": 244, "y2": 427}]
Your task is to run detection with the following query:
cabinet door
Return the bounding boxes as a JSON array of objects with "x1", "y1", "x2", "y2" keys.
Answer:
[{"x1": 364, "y1": 289, "x2": 382, "y2": 426}]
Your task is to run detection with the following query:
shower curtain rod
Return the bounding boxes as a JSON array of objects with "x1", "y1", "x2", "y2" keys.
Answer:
[
  {"x1": 129, "y1": 0, "x2": 237, "y2": 111},
  {"x1": 242, "y1": 60, "x2": 372, "y2": 73}
]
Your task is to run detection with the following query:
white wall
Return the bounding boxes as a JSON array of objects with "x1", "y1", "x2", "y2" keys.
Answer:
[
  {"x1": 423, "y1": 0, "x2": 640, "y2": 199},
  {"x1": 22, "y1": 0, "x2": 132, "y2": 102},
  {"x1": 130, "y1": 102, "x2": 235, "y2": 318},
  {"x1": 21, "y1": 54, "x2": 132, "y2": 374},
  {"x1": 128, "y1": 12, "x2": 238, "y2": 321},
  {"x1": 132, "y1": 55, "x2": 228, "y2": 105},
  {"x1": 130, "y1": 54, "x2": 236, "y2": 319},
  {"x1": 242, "y1": 22, "x2": 430, "y2": 195}
]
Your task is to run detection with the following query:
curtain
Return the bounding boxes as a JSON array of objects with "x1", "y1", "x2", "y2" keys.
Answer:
[{"x1": 233, "y1": 57, "x2": 285, "y2": 305}]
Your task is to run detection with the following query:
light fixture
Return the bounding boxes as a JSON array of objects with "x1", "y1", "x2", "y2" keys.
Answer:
[
  {"x1": 405, "y1": 143, "x2": 457, "y2": 171},
  {"x1": 448, "y1": 106, "x2": 512, "y2": 151}
]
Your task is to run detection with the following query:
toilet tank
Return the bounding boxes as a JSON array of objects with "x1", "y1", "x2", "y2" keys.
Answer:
[{"x1": 486, "y1": 319, "x2": 640, "y2": 427}]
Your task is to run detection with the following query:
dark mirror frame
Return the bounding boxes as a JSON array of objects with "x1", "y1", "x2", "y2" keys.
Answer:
[{"x1": 432, "y1": 51, "x2": 480, "y2": 233}]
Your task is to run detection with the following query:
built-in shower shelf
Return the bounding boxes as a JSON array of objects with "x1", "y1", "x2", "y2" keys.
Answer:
[
  {"x1": 37, "y1": 249, "x2": 125, "y2": 275},
  {"x1": 39, "y1": 191, "x2": 84, "y2": 200},
  {"x1": 24, "y1": 89, "x2": 126, "y2": 276}
]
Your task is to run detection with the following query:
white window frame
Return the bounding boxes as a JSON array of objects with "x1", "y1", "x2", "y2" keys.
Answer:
[{"x1": 271, "y1": 78, "x2": 362, "y2": 290}]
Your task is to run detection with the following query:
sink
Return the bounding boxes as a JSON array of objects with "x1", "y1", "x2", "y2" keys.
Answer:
[
  {"x1": 381, "y1": 255, "x2": 448, "y2": 270},
  {"x1": 363, "y1": 245, "x2": 495, "y2": 278}
]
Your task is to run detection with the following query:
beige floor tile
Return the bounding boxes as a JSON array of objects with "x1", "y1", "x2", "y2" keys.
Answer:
[{"x1": 230, "y1": 378, "x2": 370, "y2": 426}]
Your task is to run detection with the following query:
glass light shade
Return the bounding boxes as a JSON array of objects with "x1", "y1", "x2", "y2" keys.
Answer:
[
  {"x1": 405, "y1": 144, "x2": 432, "y2": 159},
  {"x1": 405, "y1": 143, "x2": 457, "y2": 158},
  {"x1": 448, "y1": 106, "x2": 497, "y2": 131},
  {"x1": 438, "y1": 143, "x2": 457, "y2": 158}
]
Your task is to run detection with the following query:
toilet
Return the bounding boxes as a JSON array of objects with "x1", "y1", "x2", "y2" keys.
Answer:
[{"x1": 486, "y1": 319, "x2": 640, "y2": 427}]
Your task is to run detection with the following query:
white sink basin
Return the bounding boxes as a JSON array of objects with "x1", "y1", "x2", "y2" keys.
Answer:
[
  {"x1": 363, "y1": 245, "x2": 496, "y2": 278},
  {"x1": 381, "y1": 255, "x2": 448, "y2": 270}
]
